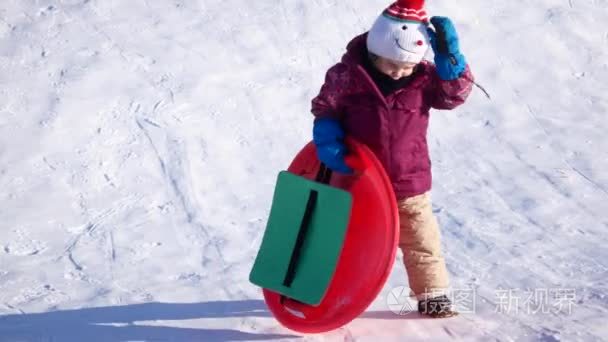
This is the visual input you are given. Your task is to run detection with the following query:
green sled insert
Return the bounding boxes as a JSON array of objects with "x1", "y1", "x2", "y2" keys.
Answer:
[{"x1": 249, "y1": 171, "x2": 353, "y2": 305}]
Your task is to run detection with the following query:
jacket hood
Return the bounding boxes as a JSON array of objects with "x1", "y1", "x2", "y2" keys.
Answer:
[{"x1": 342, "y1": 33, "x2": 370, "y2": 66}]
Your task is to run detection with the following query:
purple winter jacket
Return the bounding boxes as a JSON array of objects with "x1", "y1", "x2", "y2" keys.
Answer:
[{"x1": 311, "y1": 33, "x2": 474, "y2": 200}]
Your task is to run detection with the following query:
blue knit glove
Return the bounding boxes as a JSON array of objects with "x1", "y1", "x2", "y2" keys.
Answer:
[
  {"x1": 427, "y1": 17, "x2": 467, "y2": 81},
  {"x1": 312, "y1": 118, "x2": 353, "y2": 174}
]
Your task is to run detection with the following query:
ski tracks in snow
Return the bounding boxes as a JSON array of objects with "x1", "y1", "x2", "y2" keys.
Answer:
[
  {"x1": 56, "y1": 194, "x2": 141, "y2": 279},
  {"x1": 134, "y1": 110, "x2": 227, "y2": 276}
]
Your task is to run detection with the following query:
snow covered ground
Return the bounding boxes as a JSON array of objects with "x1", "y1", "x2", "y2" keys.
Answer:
[{"x1": 1, "y1": 0, "x2": 607, "y2": 341}]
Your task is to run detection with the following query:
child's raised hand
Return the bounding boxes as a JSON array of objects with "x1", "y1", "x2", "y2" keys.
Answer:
[{"x1": 427, "y1": 16, "x2": 467, "y2": 81}]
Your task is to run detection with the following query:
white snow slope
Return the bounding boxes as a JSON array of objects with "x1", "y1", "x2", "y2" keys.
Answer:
[{"x1": 1, "y1": 0, "x2": 607, "y2": 341}]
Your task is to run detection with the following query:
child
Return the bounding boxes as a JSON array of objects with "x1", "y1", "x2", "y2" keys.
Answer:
[{"x1": 310, "y1": 0, "x2": 473, "y2": 318}]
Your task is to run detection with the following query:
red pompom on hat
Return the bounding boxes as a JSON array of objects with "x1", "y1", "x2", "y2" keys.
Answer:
[{"x1": 384, "y1": 0, "x2": 429, "y2": 23}]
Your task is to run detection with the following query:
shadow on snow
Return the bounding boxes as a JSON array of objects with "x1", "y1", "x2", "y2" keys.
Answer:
[{"x1": 0, "y1": 299, "x2": 299, "y2": 341}]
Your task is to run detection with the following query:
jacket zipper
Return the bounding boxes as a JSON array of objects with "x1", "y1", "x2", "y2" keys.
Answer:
[{"x1": 354, "y1": 65, "x2": 393, "y2": 176}]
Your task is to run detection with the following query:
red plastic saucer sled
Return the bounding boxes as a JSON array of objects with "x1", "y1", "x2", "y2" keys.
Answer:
[{"x1": 261, "y1": 138, "x2": 400, "y2": 333}]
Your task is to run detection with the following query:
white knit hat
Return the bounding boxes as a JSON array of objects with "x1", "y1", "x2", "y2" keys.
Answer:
[{"x1": 366, "y1": 0, "x2": 430, "y2": 64}]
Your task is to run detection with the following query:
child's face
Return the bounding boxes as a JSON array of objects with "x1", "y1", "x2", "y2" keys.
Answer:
[{"x1": 372, "y1": 56, "x2": 418, "y2": 80}]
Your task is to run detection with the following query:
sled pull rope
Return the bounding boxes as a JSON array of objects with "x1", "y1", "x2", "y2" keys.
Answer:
[
  {"x1": 315, "y1": 163, "x2": 333, "y2": 184},
  {"x1": 463, "y1": 74, "x2": 491, "y2": 100}
]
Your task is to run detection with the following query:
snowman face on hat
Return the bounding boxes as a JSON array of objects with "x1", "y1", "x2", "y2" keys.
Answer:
[{"x1": 367, "y1": 13, "x2": 430, "y2": 64}]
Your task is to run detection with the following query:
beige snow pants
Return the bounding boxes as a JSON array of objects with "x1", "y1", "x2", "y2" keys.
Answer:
[{"x1": 397, "y1": 192, "x2": 450, "y2": 300}]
